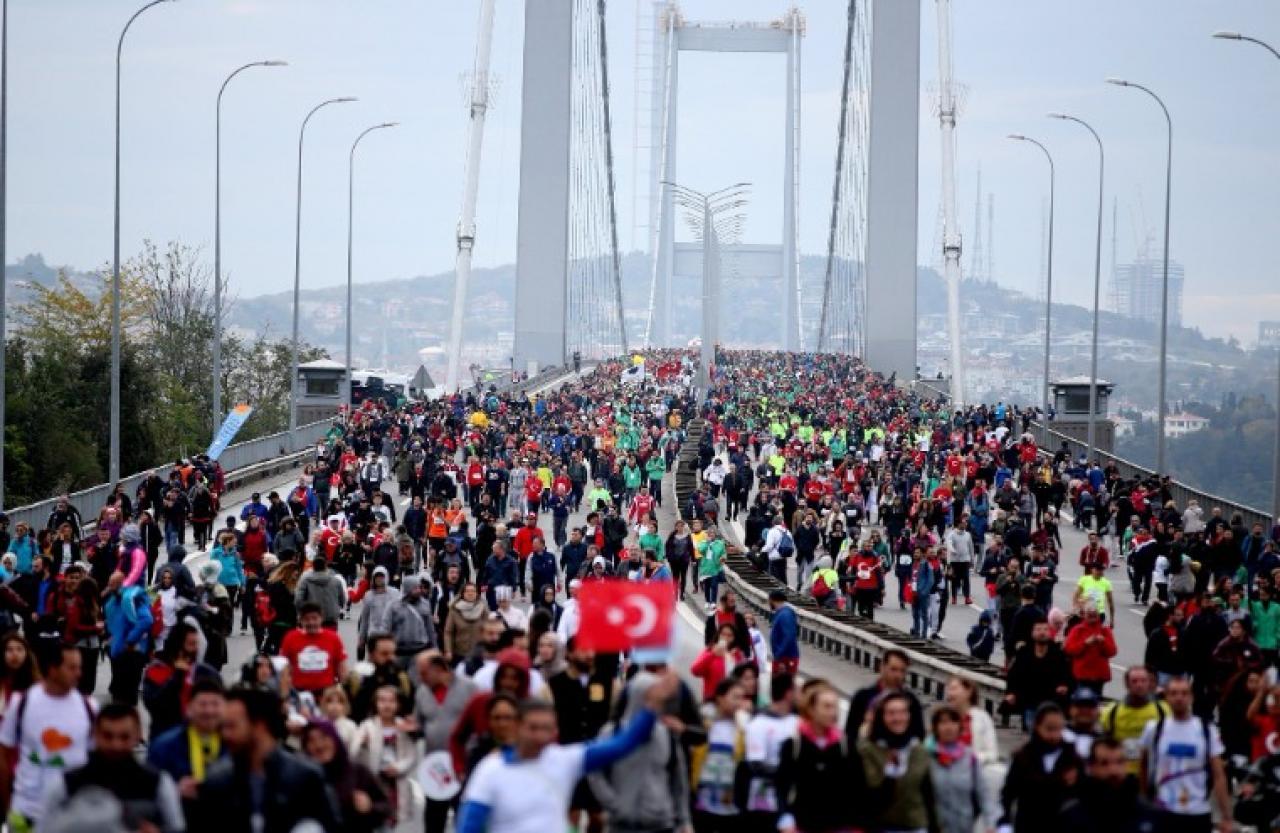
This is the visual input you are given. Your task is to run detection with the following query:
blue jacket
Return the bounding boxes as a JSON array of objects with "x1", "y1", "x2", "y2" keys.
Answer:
[
  {"x1": 147, "y1": 721, "x2": 228, "y2": 780},
  {"x1": 105, "y1": 586, "x2": 153, "y2": 658},
  {"x1": 481, "y1": 554, "x2": 519, "y2": 589},
  {"x1": 529, "y1": 550, "x2": 558, "y2": 584},
  {"x1": 239, "y1": 501, "x2": 269, "y2": 522},
  {"x1": 770, "y1": 603, "x2": 799, "y2": 661},
  {"x1": 210, "y1": 546, "x2": 246, "y2": 588},
  {"x1": 6, "y1": 536, "x2": 35, "y2": 574}
]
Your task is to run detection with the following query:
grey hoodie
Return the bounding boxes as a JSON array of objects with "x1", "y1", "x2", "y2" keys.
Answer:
[
  {"x1": 294, "y1": 567, "x2": 345, "y2": 624},
  {"x1": 588, "y1": 673, "x2": 690, "y2": 832},
  {"x1": 384, "y1": 576, "x2": 438, "y2": 655},
  {"x1": 357, "y1": 567, "x2": 401, "y2": 645}
]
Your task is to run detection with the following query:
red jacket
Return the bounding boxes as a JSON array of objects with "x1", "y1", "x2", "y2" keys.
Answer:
[
  {"x1": 1063, "y1": 620, "x2": 1118, "y2": 682},
  {"x1": 513, "y1": 525, "x2": 545, "y2": 559},
  {"x1": 690, "y1": 646, "x2": 746, "y2": 701}
]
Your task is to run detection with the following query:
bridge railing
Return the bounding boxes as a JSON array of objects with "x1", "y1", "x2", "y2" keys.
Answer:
[
  {"x1": 3, "y1": 419, "x2": 333, "y2": 533},
  {"x1": 675, "y1": 418, "x2": 1008, "y2": 718},
  {"x1": 910, "y1": 379, "x2": 1274, "y2": 528}
]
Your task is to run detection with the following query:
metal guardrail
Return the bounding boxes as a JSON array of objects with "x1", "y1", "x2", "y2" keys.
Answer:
[
  {"x1": 1028, "y1": 420, "x2": 1274, "y2": 529},
  {"x1": 3, "y1": 419, "x2": 333, "y2": 532},
  {"x1": 674, "y1": 418, "x2": 1008, "y2": 717},
  {"x1": 911, "y1": 378, "x2": 1274, "y2": 527}
]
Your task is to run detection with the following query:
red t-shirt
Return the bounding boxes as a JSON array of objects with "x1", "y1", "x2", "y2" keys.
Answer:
[
  {"x1": 1251, "y1": 714, "x2": 1280, "y2": 762},
  {"x1": 279, "y1": 628, "x2": 347, "y2": 693}
]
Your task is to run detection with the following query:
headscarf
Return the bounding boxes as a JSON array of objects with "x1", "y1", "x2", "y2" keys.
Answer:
[{"x1": 303, "y1": 719, "x2": 356, "y2": 799}]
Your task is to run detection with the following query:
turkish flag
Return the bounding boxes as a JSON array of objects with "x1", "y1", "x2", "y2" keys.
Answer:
[{"x1": 576, "y1": 580, "x2": 674, "y2": 653}]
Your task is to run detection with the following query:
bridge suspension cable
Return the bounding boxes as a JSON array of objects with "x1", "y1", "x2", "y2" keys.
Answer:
[
  {"x1": 566, "y1": 0, "x2": 628, "y2": 360},
  {"x1": 818, "y1": 0, "x2": 872, "y2": 356}
]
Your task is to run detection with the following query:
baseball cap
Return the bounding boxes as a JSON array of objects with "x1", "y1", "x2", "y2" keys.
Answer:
[{"x1": 1070, "y1": 688, "x2": 1101, "y2": 707}]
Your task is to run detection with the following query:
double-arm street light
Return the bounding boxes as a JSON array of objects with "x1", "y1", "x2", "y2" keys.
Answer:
[
  {"x1": 112, "y1": 0, "x2": 176, "y2": 484},
  {"x1": 346, "y1": 122, "x2": 398, "y2": 407},
  {"x1": 1213, "y1": 29, "x2": 1280, "y2": 524},
  {"x1": 288, "y1": 96, "x2": 356, "y2": 447},
  {"x1": 1048, "y1": 113, "x2": 1105, "y2": 464},
  {"x1": 1007, "y1": 134, "x2": 1055, "y2": 417},
  {"x1": 213, "y1": 59, "x2": 287, "y2": 431},
  {"x1": 662, "y1": 182, "x2": 750, "y2": 393},
  {"x1": 1107, "y1": 77, "x2": 1173, "y2": 475}
]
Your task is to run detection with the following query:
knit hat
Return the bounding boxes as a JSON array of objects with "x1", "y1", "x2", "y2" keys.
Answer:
[{"x1": 121, "y1": 523, "x2": 142, "y2": 547}]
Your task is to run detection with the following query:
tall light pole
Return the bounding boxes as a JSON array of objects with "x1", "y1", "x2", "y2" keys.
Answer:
[
  {"x1": 1008, "y1": 134, "x2": 1055, "y2": 414},
  {"x1": 445, "y1": 0, "x2": 497, "y2": 394},
  {"x1": 112, "y1": 0, "x2": 176, "y2": 485},
  {"x1": 289, "y1": 96, "x2": 356, "y2": 447},
  {"x1": 1107, "y1": 78, "x2": 1172, "y2": 474},
  {"x1": 935, "y1": 0, "x2": 966, "y2": 407},
  {"x1": 1048, "y1": 113, "x2": 1105, "y2": 462},
  {"x1": 1213, "y1": 29, "x2": 1280, "y2": 523},
  {"x1": 213, "y1": 59, "x2": 286, "y2": 432},
  {"x1": 346, "y1": 122, "x2": 398, "y2": 408},
  {"x1": 664, "y1": 181, "x2": 750, "y2": 394}
]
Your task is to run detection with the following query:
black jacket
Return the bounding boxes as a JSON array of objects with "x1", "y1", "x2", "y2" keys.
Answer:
[
  {"x1": 549, "y1": 668, "x2": 614, "y2": 744},
  {"x1": 1056, "y1": 777, "x2": 1166, "y2": 833},
  {"x1": 192, "y1": 746, "x2": 339, "y2": 833},
  {"x1": 1000, "y1": 737, "x2": 1081, "y2": 833},
  {"x1": 1006, "y1": 643, "x2": 1072, "y2": 712}
]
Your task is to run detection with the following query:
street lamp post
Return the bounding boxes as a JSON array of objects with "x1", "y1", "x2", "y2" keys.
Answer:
[
  {"x1": 289, "y1": 96, "x2": 356, "y2": 448},
  {"x1": 1213, "y1": 29, "x2": 1280, "y2": 523},
  {"x1": 346, "y1": 122, "x2": 398, "y2": 408},
  {"x1": 1048, "y1": 113, "x2": 1105, "y2": 463},
  {"x1": 1008, "y1": 134, "x2": 1055, "y2": 416},
  {"x1": 1108, "y1": 78, "x2": 1172, "y2": 475},
  {"x1": 112, "y1": 0, "x2": 175, "y2": 485},
  {"x1": 213, "y1": 59, "x2": 286, "y2": 433}
]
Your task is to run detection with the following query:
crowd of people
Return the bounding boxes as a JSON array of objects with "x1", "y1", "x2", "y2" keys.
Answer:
[{"x1": 0, "y1": 347, "x2": 1273, "y2": 832}]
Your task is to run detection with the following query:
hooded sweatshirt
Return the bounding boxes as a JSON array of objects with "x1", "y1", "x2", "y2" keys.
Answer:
[
  {"x1": 294, "y1": 566, "x2": 345, "y2": 624},
  {"x1": 588, "y1": 672, "x2": 690, "y2": 831},
  {"x1": 357, "y1": 567, "x2": 401, "y2": 644},
  {"x1": 384, "y1": 576, "x2": 438, "y2": 655}
]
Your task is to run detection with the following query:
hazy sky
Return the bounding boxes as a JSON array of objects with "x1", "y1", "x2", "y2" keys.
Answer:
[{"x1": 6, "y1": 1, "x2": 1278, "y2": 340}]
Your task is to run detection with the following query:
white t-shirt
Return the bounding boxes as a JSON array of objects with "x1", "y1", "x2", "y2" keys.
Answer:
[
  {"x1": 0, "y1": 686, "x2": 97, "y2": 821},
  {"x1": 1140, "y1": 715, "x2": 1223, "y2": 816},
  {"x1": 463, "y1": 744, "x2": 586, "y2": 833}
]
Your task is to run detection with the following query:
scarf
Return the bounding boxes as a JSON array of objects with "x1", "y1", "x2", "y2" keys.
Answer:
[{"x1": 798, "y1": 720, "x2": 841, "y2": 750}]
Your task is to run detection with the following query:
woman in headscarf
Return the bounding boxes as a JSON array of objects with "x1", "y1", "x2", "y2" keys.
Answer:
[
  {"x1": 857, "y1": 691, "x2": 936, "y2": 833},
  {"x1": 302, "y1": 719, "x2": 391, "y2": 833},
  {"x1": 775, "y1": 680, "x2": 869, "y2": 833},
  {"x1": 588, "y1": 671, "x2": 691, "y2": 833}
]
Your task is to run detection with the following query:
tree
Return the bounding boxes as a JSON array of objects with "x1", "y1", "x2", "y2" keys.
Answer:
[{"x1": 4, "y1": 241, "x2": 328, "y2": 507}]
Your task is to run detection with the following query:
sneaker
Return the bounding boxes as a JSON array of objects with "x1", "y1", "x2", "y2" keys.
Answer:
[
  {"x1": 930, "y1": 632, "x2": 943, "y2": 640},
  {"x1": 965, "y1": 597, "x2": 973, "y2": 605}
]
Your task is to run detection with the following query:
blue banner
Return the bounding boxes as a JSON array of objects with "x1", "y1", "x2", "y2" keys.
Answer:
[{"x1": 206, "y1": 404, "x2": 254, "y2": 460}]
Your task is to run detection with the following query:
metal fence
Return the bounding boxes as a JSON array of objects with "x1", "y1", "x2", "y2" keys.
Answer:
[
  {"x1": 3, "y1": 419, "x2": 333, "y2": 533},
  {"x1": 911, "y1": 378, "x2": 1274, "y2": 526}
]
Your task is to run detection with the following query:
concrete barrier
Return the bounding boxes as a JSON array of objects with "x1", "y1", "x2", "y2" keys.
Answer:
[{"x1": 675, "y1": 417, "x2": 1008, "y2": 717}]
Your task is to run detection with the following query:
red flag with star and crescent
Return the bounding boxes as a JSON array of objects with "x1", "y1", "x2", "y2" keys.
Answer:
[{"x1": 576, "y1": 580, "x2": 675, "y2": 653}]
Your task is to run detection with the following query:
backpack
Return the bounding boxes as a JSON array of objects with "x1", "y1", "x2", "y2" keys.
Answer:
[
  {"x1": 812, "y1": 572, "x2": 832, "y2": 600},
  {"x1": 776, "y1": 531, "x2": 795, "y2": 558}
]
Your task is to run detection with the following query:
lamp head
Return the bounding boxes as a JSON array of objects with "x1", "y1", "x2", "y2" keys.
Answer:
[
  {"x1": 380, "y1": 121, "x2": 400, "y2": 129},
  {"x1": 263, "y1": 60, "x2": 289, "y2": 67},
  {"x1": 1047, "y1": 112, "x2": 1069, "y2": 120},
  {"x1": 336, "y1": 96, "x2": 358, "y2": 104},
  {"x1": 1212, "y1": 30, "x2": 1243, "y2": 40},
  {"x1": 1105, "y1": 77, "x2": 1130, "y2": 87},
  {"x1": 1007, "y1": 133, "x2": 1027, "y2": 141}
]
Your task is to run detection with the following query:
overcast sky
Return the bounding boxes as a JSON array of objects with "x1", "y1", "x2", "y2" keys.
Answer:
[{"x1": 6, "y1": 1, "x2": 1278, "y2": 340}]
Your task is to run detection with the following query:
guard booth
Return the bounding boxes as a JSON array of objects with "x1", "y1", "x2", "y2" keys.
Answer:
[
  {"x1": 297, "y1": 359, "x2": 348, "y2": 423},
  {"x1": 1050, "y1": 376, "x2": 1116, "y2": 453}
]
